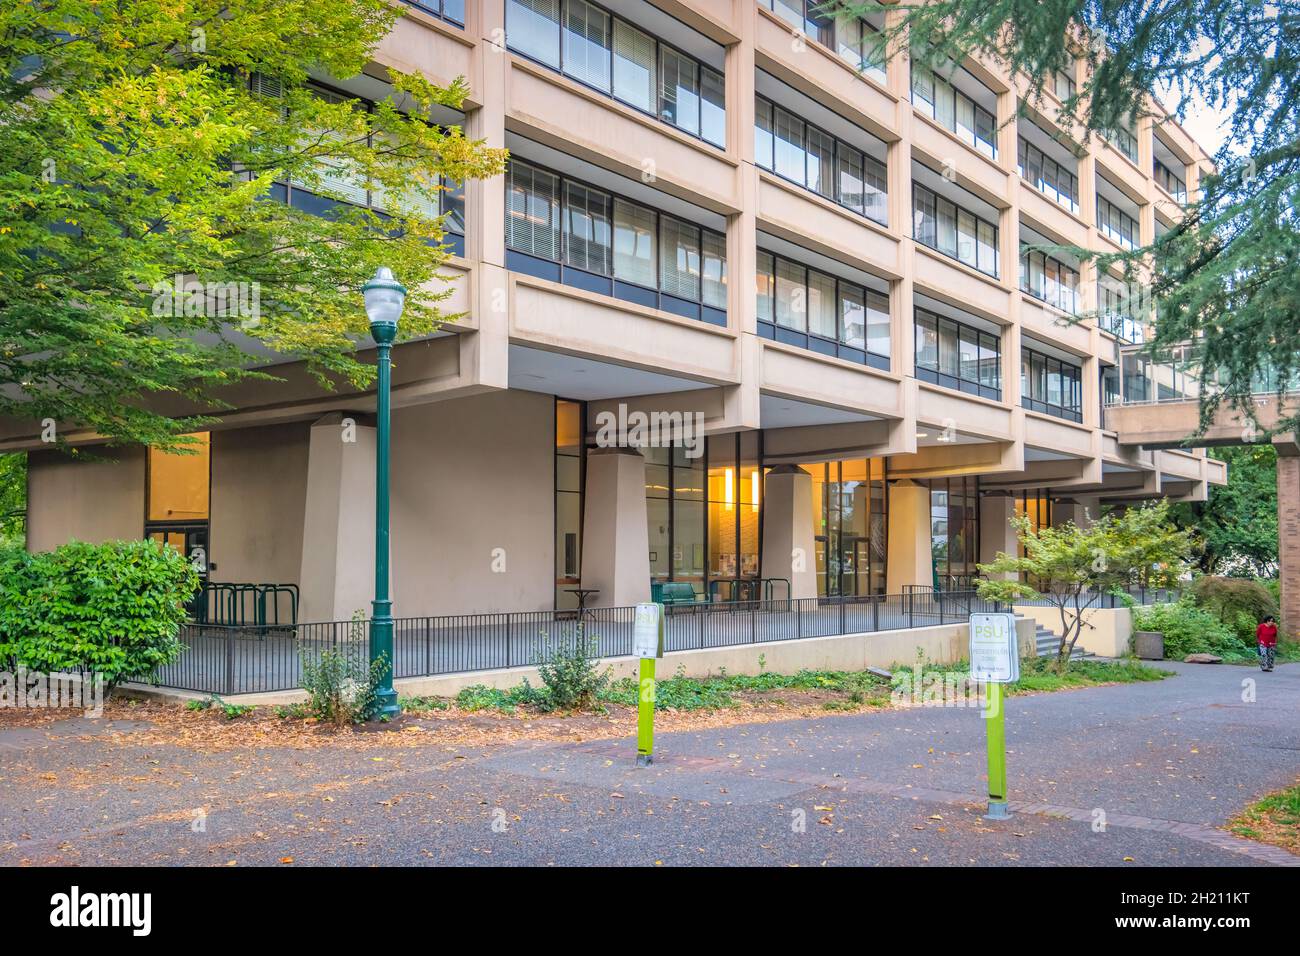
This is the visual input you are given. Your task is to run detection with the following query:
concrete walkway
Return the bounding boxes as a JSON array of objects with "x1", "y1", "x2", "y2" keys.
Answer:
[{"x1": 1, "y1": 661, "x2": 1296, "y2": 866}]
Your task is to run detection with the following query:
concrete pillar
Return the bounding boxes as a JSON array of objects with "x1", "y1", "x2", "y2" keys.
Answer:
[
  {"x1": 761, "y1": 465, "x2": 818, "y2": 600},
  {"x1": 886, "y1": 479, "x2": 933, "y2": 592},
  {"x1": 298, "y1": 412, "x2": 376, "y2": 623},
  {"x1": 579, "y1": 448, "x2": 650, "y2": 608},
  {"x1": 979, "y1": 491, "x2": 1019, "y2": 577},
  {"x1": 1052, "y1": 496, "x2": 1099, "y2": 529},
  {"x1": 1277, "y1": 453, "x2": 1300, "y2": 633}
]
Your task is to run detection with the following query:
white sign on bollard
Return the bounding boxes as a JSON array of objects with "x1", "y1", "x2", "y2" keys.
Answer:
[
  {"x1": 633, "y1": 603, "x2": 664, "y2": 659},
  {"x1": 969, "y1": 612, "x2": 1020, "y2": 684}
]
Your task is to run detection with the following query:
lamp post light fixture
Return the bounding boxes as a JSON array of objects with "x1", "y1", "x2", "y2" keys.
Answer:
[{"x1": 362, "y1": 266, "x2": 406, "y2": 720}]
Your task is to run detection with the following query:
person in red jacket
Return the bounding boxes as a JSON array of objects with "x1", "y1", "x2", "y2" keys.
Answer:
[{"x1": 1256, "y1": 615, "x2": 1278, "y2": 672}]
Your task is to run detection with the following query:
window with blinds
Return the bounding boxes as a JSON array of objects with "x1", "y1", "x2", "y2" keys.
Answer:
[
  {"x1": 507, "y1": 0, "x2": 562, "y2": 67},
  {"x1": 612, "y1": 20, "x2": 656, "y2": 112},
  {"x1": 508, "y1": 162, "x2": 561, "y2": 260},
  {"x1": 613, "y1": 197, "x2": 656, "y2": 287},
  {"x1": 563, "y1": 181, "x2": 612, "y2": 274},
  {"x1": 659, "y1": 215, "x2": 701, "y2": 301},
  {"x1": 562, "y1": 0, "x2": 611, "y2": 92}
]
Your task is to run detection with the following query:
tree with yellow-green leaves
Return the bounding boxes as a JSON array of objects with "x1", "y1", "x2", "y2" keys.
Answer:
[{"x1": 0, "y1": 0, "x2": 506, "y2": 451}]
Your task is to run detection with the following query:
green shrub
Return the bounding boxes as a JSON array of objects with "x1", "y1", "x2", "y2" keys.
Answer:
[
  {"x1": 535, "y1": 627, "x2": 610, "y2": 711},
  {"x1": 299, "y1": 648, "x2": 387, "y2": 726},
  {"x1": 1134, "y1": 600, "x2": 1255, "y2": 662},
  {"x1": 0, "y1": 540, "x2": 199, "y2": 689},
  {"x1": 1189, "y1": 576, "x2": 1280, "y2": 639}
]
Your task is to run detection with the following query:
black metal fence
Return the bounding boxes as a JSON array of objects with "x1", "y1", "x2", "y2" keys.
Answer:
[{"x1": 154, "y1": 590, "x2": 1009, "y2": 696}]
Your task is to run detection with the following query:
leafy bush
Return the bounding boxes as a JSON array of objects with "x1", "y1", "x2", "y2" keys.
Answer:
[
  {"x1": 454, "y1": 681, "x2": 547, "y2": 714},
  {"x1": 1189, "y1": 576, "x2": 1280, "y2": 641},
  {"x1": 535, "y1": 627, "x2": 610, "y2": 711},
  {"x1": 0, "y1": 540, "x2": 199, "y2": 689},
  {"x1": 299, "y1": 647, "x2": 387, "y2": 726},
  {"x1": 1134, "y1": 600, "x2": 1256, "y2": 662}
]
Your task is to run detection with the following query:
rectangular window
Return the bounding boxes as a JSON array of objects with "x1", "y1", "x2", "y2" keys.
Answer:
[
  {"x1": 507, "y1": 161, "x2": 561, "y2": 260},
  {"x1": 913, "y1": 183, "x2": 998, "y2": 277},
  {"x1": 612, "y1": 20, "x2": 655, "y2": 112},
  {"x1": 756, "y1": 250, "x2": 775, "y2": 323},
  {"x1": 756, "y1": 94, "x2": 887, "y2": 225},
  {"x1": 775, "y1": 257, "x2": 806, "y2": 331},
  {"x1": 840, "y1": 281, "x2": 866, "y2": 350},
  {"x1": 659, "y1": 47, "x2": 700, "y2": 137},
  {"x1": 1018, "y1": 134, "x2": 1079, "y2": 211},
  {"x1": 563, "y1": 181, "x2": 612, "y2": 274},
  {"x1": 659, "y1": 214, "x2": 701, "y2": 300},
  {"x1": 774, "y1": 104, "x2": 805, "y2": 184},
  {"x1": 700, "y1": 66, "x2": 726, "y2": 147},
  {"x1": 702, "y1": 229, "x2": 727, "y2": 308},
  {"x1": 866, "y1": 291, "x2": 890, "y2": 359},
  {"x1": 806, "y1": 126, "x2": 835, "y2": 199},
  {"x1": 562, "y1": 0, "x2": 611, "y2": 92},
  {"x1": 1021, "y1": 344, "x2": 1082, "y2": 420},
  {"x1": 808, "y1": 269, "x2": 837, "y2": 340},
  {"x1": 912, "y1": 62, "x2": 997, "y2": 158},
  {"x1": 837, "y1": 144, "x2": 865, "y2": 215},
  {"x1": 754, "y1": 98, "x2": 774, "y2": 170},
  {"x1": 613, "y1": 197, "x2": 656, "y2": 287},
  {"x1": 915, "y1": 308, "x2": 1001, "y2": 397},
  {"x1": 507, "y1": 0, "x2": 561, "y2": 68}
]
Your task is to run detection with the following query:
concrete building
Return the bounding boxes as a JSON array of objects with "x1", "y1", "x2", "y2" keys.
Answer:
[{"x1": 1, "y1": 0, "x2": 1227, "y2": 622}]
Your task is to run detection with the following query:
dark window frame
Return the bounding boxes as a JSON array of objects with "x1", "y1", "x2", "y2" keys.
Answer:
[
  {"x1": 913, "y1": 307, "x2": 1002, "y2": 400},
  {"x1": 1017, "y1": 133, "x2": 1079, "y2": 212},
  {"x1": 910, "y1": 60, "x2": 999, "y2": 159},
  {"x1": 755, "y1": 247, "x2": 891, "y2": 369},
  {"x1": 504, "y1": 0, "x2": 726, "y2": 148},
  {"x1": 401, "y1": 0, "x2": 465, "y2": 26},
  {"x1": 1019, "y1": 244, "x2": 1080, "y2": 315},
  {"x1": 911, "y1": 182, "x2": 1000, "y2": 278},
  {"x1": 504, "y1": 156, "x2": 727, "y2": 325},
  {"x1": 1020, "y1": 344, "x2": 1083, "y2": 422},
  {"x1": 755, "y1": 92, "x2": 889, "y2": 226}
]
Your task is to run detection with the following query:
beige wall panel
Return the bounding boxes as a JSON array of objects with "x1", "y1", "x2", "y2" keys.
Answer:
[
  {"x1": 210, "y1": 423, "x2": 310, "y2": 587},
  {"x1": 909, "y1": 116, "x2": 1009, "y2": 206},
  {"x1": 372, "y1": 14, "x2": 474, "y2": 92},
  {"x1": 1023, "y1": 414, "x2": 1094, "y2": 457},
  {"x1": 26, "y1": 448, "x2": 146, "y2": 551},
  {"x1": 510, "y1": 279, "x2": 738, "y2": 382},
  {"x1": 757, "y1": 176, "x2": 902, "y2": 278},
  {"x1": 912, "y1": 251, "x2": 1010, "y2": 322},
  {"x1": 388, "y1": 389, "x2": 555, "y2": 617},
  {"x1": 760, "y1": 345, "x2": 904, "y2": 419}
]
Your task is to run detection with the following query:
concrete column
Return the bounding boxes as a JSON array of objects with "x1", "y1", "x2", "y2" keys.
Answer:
[
  {"x1": 298, "y1": 413, "x2": 377, "y2": 623},
  {"x1": 761, "y1": 465, "x2": 818, "y2": 600},
  {"x1": 979, "y1": 491, "x2": 1019, "y2": 577},
  {"x1": 1051, "y1": 497, "x2": 1088, "y2": 529},
  {"x1": 1277, "y1": 453, "x2": 1300, "y2": 632},
  {"x1": 886, "y1": 479, "x2": 933, "y2": 592},
  {"x1": 579, "y1": 448, "x2": 651, "y2": 608}
]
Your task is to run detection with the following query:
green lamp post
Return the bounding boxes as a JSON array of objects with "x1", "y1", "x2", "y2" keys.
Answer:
[{"x1": 362, "y1": 266, "x2": 406, "y2": 720}]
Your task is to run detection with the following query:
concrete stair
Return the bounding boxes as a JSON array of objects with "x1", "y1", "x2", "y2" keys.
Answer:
[{"x1": 1034, "y1": 623, "x2": 1092, "y2": 661}]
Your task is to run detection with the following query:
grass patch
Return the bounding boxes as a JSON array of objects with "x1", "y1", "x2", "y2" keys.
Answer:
[
  {"x1": 398, "y1": 655, "x2": 1170, "y2": 718},
  {"x1": 1228, "y1": 782, "x2": 1300, "y2": 855}
]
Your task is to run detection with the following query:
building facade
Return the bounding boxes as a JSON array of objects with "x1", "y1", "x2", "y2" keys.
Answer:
[{"x1": 4, "y1": 0, "x2": 1226, "y2": 622}]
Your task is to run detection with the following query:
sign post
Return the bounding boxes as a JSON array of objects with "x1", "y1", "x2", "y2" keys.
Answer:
[
  {"x1": 633, "y1": 603, "x2": 665, "y2": 767},
  {"x1": 969, "y1": 612, "x2": 1020, "y2": 820}
]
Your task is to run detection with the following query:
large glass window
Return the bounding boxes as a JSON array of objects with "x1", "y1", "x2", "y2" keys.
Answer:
[
  {"x1": 1105, "y1": 122, "x2": 1139, "y2": 164},
  {"x1": 507, "y1": 0, "x2": 725, "y2": 146},
  {"x1": 1018, "y1": 134, "x2": 1079, "y2": 212},
  {"x1": 1019, "y1": 246, "x2": 1080, "y2": 314},
  {"x1": 927, "y1": 476, "x2": 979, "y2": 586},
  {"x1": 799, "y1": 458, "x2": 889, "y2": 598},
  {"x1": 911, "y1": 62, "x2": 998, "y2": 158},
  {"x1": 1097, "y1": 193, "x2": 1139, "y2": 250},
  {"x1": 506, "y1": 159, "x2": 725, "y2": 324},
  {"x1": 756, "y1": 93, "x2": 888, "y2": 225},
  {"x1": 1154, "y1": 158, "x2": 1187, "y2": 202},
  {"x1": 912, "y1": 183, "x2": 999, "y2": 277},
  {"x1": 1096, "y1": 275, "x2": 1145, "y2": 343},
  {"x1": 914, "y1": 308, "x2": 1001, "y2": 399},
  {"x1": 1021, "y1": 344, "x2": 1083, "y2": 421},
  {"x1": 757, "y1": 249, "x2": 891, "y2": 369},
  {"x1": 759, "y1": 1, "x2": 885, "y2": 80},
  {"x1": 707, "y1": 433, "x2": 761, "y2": 598}
]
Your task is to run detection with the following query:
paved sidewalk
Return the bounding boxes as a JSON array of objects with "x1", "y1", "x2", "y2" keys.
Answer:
[{"x1": 1, "y1": 662, "x2": 1296, "y2": 866}]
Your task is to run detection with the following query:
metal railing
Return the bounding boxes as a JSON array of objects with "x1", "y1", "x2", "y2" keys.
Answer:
[
  {"x1": 1008, "y1": 584, "x2": 1180, "y2": 608},
  {"x1": 155, "y1": 590, "x2": 1008, "y2": 696}
]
